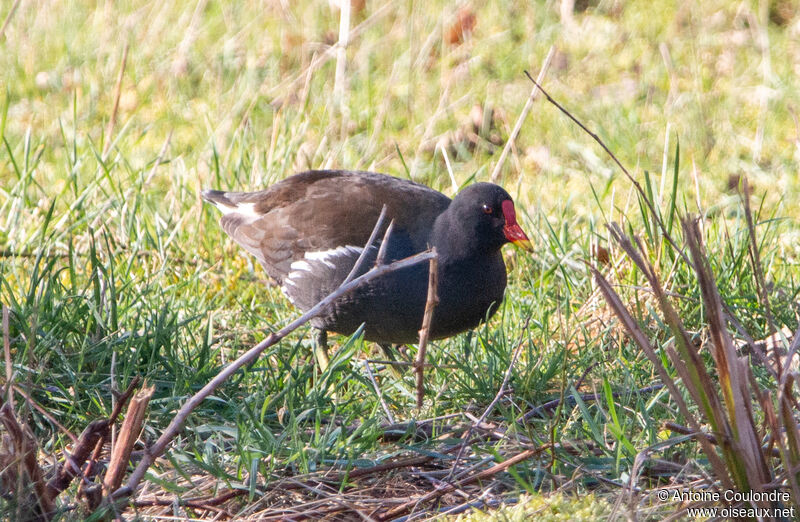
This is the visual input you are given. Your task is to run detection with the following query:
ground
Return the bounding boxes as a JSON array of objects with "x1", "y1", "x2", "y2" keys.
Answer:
[{"x1": 1, "y1": 0, "x2": 799, "y2": 519}]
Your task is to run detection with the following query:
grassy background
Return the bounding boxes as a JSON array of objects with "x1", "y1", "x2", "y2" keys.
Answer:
[{"x1": 2, "y1": 0, "x2": 800, "y2": 518}]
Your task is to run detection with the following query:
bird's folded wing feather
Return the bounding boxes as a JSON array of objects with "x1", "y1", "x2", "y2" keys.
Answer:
[{"x1": 205, "y1": 171, "x2": 450, "y2": 283}]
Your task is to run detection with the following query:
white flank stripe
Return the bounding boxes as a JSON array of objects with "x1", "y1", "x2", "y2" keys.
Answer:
[
  {"x1": 284, "y1": 245, "x2": 367, "y2": 293},
  {"x1": 304, "y1": 245, "x2": 363, "y2": 265},
  {"x1": 289, "y1": 260, "x2": 313, "y2": 272},
  {"x1": 304, "y1": 251, "x2": 336, "y2": 268}
]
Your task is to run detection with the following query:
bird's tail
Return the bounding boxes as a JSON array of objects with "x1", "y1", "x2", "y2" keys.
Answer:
[{"x1": 201, "y1": 189, "x2": 235, "y2": 208}]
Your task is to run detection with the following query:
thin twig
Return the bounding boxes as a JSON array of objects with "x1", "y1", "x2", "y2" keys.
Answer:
[
  {"x1": 115, "y1": 248, "x2": 438, "y2": 500},
  {"x1": 2, "y1": 305, "x2": 12, "y2": 409},
  {"x1": 573, "y1": 361, "x2": 600, "y2": 392},
  {"x1": 448, "y1": 317, "x2": 531, "y2": 479},
  {"x1": 366, "y1": 359, "x2": 457, "y2": 369},
  {"x1": 664, "y1": 421, "x2": 782, "y2": 458},
  {"x1": 374, "y1": 219, "x2": 395, "y2": 267},
  {"x1": 103, "y1": 43, "x2": 129, "y2": 159},
  {"x1": 143, "y1": 130, "x2": 173, "y2": 186},
  {"x1": 137, "y1": 452, "x2": 437, "y2": 514},
  {"x1": 333, "y1": 0, "x2": 351, "y2": 111},
  {"x1": 523, "y1": 384, "x2": 664, "y2": 420},
  {"x1": 240, "y1": 1, "x2": 395, "y2": 129},
  {"x1": 134, "y1": 489, "x2": 243, "y2": 510},
  {"x1": 377, "y1": 447, "x2": 546, "y2": 520},
  {"x1": 524, "y1": 70, "x2": 692, "y2": 267},
  {"x1": 109, "y1": 349, "x2": 117, "y2": 457},
  {"x1": 439, "y1": 143, "x2": 458, "y2": 193},
  {"x1": 12, "y1": 384, "x2": 78, "y2": 445},
  {"x1": 300, "y1": 413, "x2": 464, "y2": 441},
  {"x1": 109, "y1": 377, "x2": 143, "y2": 423},
  {"x1": 463, "y1": 411, "x2": 534, "y2": 445},
  {"x1": 45, "y1": 420, "x2": 109, "y2": 502},
  {"x1": 267, "y1": 454, "x2": 436, "y2": 494},
  {"x1": 416, "y1": 249, "x2": 439, "y2": 409},
  {"x1": 77, "y1": 436, "x2": 106, "y2": 510},
  {"x1": 363, "y1": 360, "x2": 394, "y2": 424},
  {"x1": 344, "y1": 205, "x2": 387, "y2": 285},
  {"x1": 0, "y1": 0, "x2": 21, "y2": 40},
  {"x1": 490, "y1": 46, "x2": 554, "y2": 183}
]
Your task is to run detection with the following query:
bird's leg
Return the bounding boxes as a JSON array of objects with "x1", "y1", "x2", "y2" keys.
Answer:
[
  {"x1": 377, "y1": 343, "x2": 406, "y2": 378},
  {"x1": 377, "y1": 343, "x2": 395, "y2": 363},
  {"x1": 395, "y1": 344, "x2": 411, "y2": 361},
  {"x1": 314, "y1": 328, "x2": 330, "y2": 371}
]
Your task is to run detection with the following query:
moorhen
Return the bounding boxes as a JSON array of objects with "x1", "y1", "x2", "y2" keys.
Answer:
[{"x1": 203, "y1": 170, "x2": 530, "y2": 367}]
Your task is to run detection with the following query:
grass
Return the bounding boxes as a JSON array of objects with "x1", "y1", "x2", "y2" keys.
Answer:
[{"x1": 1, "y1": 0, "x2": 800, "y2": 519}]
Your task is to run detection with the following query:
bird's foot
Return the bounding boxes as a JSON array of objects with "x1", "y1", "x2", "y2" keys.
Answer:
[{"x1": 314, "y1": 329, "x2": 330, "y2": 371}]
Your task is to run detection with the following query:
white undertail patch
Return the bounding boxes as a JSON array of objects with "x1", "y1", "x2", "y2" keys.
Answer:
[{"x1": 212, "y1": 201, "x2": 261, "y2": 224}]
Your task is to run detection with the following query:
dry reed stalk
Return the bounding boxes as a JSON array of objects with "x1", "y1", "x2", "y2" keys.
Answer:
[
  {"x1": 103, "y1": 44, "x2": 129, "y2": 159},
  {"x1": 103, "y1": 385, "x2": 155, "y2": 494},
  {"x1": 490, "y1": 46, "x2": 554, "y2": 183}
]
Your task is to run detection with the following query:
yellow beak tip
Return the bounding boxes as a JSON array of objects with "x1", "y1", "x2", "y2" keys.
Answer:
[{"x1": 512, "y1": 239, "x2": 533, "y2": 252}]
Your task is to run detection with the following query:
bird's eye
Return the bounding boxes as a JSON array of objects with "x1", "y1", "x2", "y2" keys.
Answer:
[{"x1": 482, "y1": 204, "x2": 493, "y2": 215}]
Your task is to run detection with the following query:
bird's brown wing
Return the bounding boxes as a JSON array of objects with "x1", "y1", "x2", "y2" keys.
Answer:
[{"x1": 203, "y1": 170, "x2": 451, "y2": 284}]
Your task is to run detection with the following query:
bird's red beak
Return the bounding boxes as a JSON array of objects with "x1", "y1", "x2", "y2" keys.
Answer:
[{"x1": 501, "y1": 200, "x2": 532, "y2": 251}]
